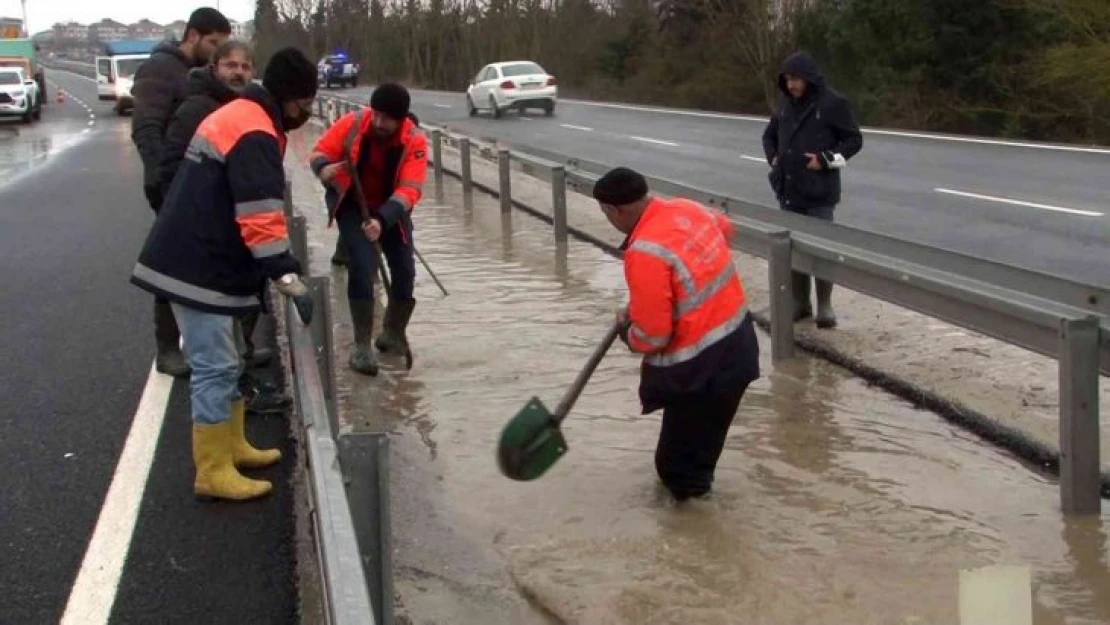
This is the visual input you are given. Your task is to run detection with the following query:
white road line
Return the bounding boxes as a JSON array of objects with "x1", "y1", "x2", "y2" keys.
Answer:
[
  {"x1": 630, "y1": 135, "x2": 679, "y2": 147},
  {"x1": 520, "y1": 116, "x2": 534, "y2": 121},
  {"x1": 740, "y1": 155, "x2": 766, "y2": 163},
  {"x1": 59, "y1": 363, "x2": 174, "y2": 625},
  {"x1": 934, "y1": 188, "x2": 1104, "y2": 217},
  {"x1": 560, "y1": 123, "x2": 593, "y2": 132},
  {"x1": 432, "y1": 103, "x2": 451, "y2": 109},
  {"x1": 559, "y1": 98, "x2": 1110, "y2": 155}
]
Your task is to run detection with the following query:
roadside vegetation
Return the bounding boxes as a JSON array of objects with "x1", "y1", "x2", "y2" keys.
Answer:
[{"x1": 254, "y1": 0, "x2": 1110, "y2": 143}]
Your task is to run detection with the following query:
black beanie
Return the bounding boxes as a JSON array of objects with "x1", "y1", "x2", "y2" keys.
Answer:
[
  {"x1": 370, "y1": 83, "x2": 410, "y2": 121},
  {"x1": 593, "y1": 167, "x2": 648, "y2": 205},
  {"x1": 263, "y1": 47, "x2": 318, "y2": 103}
]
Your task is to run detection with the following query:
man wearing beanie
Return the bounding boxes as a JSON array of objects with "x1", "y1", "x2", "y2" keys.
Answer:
[
  {"x1": 310, "y1": 83, "x2": 429, "y2": 376},
  {"x1": 130, "y1": 47, "x2": 318, "y2": 502},
  {"x1": 594, "y1": 167, "x2": 760, "y2": 501}
]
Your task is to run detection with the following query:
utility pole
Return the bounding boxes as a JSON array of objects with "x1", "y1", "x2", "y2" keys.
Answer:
[{"x1": 20, "y1": 0, "x2": 28, "y2": 36}]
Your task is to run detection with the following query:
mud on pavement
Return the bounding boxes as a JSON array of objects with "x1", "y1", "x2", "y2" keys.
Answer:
[{"x1": 284, "y1": 124, "x2": 1110, "y2": 624}]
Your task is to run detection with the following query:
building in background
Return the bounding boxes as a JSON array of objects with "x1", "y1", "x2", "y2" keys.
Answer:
[
  {"x1": 229, "y1": 20, "x2": 255, "y2": 41},
  {"x1": 130, "y1": 19, "x2": 164, "y2": 40},
  {"x1": 90, "y1": 19, "x2": 129, "y2": 42},
  {"x1": 164, "y1": 20, "x2": 187, "y2": 41}
]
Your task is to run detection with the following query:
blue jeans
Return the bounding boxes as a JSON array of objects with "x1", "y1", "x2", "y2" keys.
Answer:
[
  {"x1": 336, "y1": 206, "x2": 415, "y2": 302},
  {"x1": 171, "y1": 303, "x2": 243, "y2": 424}
]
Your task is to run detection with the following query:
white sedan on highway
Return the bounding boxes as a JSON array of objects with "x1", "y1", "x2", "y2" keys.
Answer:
[{"x1": 466, "y1": 61, "x2": 557, "y2": 119}]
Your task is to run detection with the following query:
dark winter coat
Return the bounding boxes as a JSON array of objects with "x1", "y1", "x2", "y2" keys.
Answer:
[
  {"x1": 131, "y1": 85, "x2": 301, "y2": 316},
  {"x1": 130, "y1": 41, "x2": 191, "y2": 211},
  {"x1": 157, "y1": 67, "x2": 240, "y2": 198},
  {"x1": 761, "y1": 52, "x2": 863, "y2": 212}
]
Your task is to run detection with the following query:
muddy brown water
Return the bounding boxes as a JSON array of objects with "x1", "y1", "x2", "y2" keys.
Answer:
[{"x1": 287, "y1": 141, "x2": 1109, "y2": 624}]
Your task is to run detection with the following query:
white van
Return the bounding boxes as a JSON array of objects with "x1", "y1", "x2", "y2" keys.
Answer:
[{"x1": 95, "y1": 54, "x2": 150, "y2": 115}]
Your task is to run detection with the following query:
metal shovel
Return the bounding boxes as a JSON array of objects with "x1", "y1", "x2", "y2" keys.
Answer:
[{"x1": 497, "y1": 319, "x2": 626, "y2": 481}]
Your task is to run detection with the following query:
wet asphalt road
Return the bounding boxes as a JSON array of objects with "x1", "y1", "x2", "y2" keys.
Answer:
[
  {"x1": 332, "y1": 85, "x2": 1110, "y2": 285},
  {"x1": 0, "y1": 70, "x2": 296, "y2": 624}
]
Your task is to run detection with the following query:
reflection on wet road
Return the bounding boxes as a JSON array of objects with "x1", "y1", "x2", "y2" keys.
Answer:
[
  {"x1": 299, "y1": 146, "x2": 1110, "y2": 624},
  {"x1": 0, "y1": 115, "x2": 89, "y2": 186}
]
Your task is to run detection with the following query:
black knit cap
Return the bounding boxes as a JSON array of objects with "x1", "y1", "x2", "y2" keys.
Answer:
[
  {"x1": 263, "y1": 47, "x2": 318, "y2": 103},
  {"x1": 370, "y1": 83, "x2": 411, "y2": 121},
  {"x1": 593, "y1": 167, "x2": 648, "y2": 205}
]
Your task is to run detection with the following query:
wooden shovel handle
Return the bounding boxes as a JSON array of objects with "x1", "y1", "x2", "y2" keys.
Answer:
[{"x1": 552, "y1": 319, "x2": 627, "y2": 424}]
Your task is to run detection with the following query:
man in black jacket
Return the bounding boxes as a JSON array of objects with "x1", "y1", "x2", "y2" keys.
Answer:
[
  {"x1": 762, "y1": 51, "x2": 862, "y2": 329},
  {"x1": 131, "y1": 7, "x2": 230, "y2": 377}
]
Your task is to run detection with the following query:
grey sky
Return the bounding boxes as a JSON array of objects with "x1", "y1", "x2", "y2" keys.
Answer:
[{"x1": 1, "y1": 0, "x2": 256, "y2": 34}]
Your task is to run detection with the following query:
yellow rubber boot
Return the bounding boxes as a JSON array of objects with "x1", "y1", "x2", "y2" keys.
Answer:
[
  {"x1": 230, "y1": 399, "x2": 282, "y2": 469},
  {"x1": 193, "y1": 421, "x2": 272, "y2": 501}
]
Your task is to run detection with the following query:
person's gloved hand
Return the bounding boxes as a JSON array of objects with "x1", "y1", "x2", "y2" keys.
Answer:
[{"x1": 276, "y1": 273, "x2": 313, "y2": 325}]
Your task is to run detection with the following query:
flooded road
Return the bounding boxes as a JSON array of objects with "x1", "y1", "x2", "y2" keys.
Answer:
[{"x1": 285, "y1": 132, "x2": 1110, "y2": 624}]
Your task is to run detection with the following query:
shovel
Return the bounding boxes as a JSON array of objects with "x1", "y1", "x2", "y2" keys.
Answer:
[{"x1": 497, "y1": 319, "x2": 627, "y2": 481}]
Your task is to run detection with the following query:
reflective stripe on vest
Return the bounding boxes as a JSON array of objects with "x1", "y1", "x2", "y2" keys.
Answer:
[{"x1": 625, "y1": 198, "x2": 747, "y2": 368}]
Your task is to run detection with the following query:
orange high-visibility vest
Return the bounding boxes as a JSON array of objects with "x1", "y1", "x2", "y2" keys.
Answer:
[{"x1": 622, "y1": 196, "x2": 757, "y2": 409}]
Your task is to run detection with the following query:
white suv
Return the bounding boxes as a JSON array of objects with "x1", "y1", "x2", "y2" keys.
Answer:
[
  {"x1": 0, "y1": 67, "x2": 38, "y2": 124},
  {"x1": 466, "y1": 61, "x2": 557, "y2": 119}
]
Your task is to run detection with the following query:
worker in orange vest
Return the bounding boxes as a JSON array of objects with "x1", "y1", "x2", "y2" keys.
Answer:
[{"x1": 594, "y1": 167, "x2": 761, "y2": 501}]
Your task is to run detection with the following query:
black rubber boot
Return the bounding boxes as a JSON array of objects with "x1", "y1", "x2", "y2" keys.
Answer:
[
  {"x1": 331, "y1": 236, "x2": 348, "y2": 267},
  {"x1": 374, "y1": 297, "x2": 416, "y2": 355},
  {"x1": 791, "y1": 272, "x2": 812, "y2": 321},
  {"x1": 239, "y1": 311, "x2": 273, "y2": 368},
  {"x1": 239, "y1": 373, "x2": 291, "y2": 416},
  {"x1": 815, "y1": 279, "x2": 837, "y2": 329},
  {"x1": 154, "y1": 298, "x2": 190, "y2": 377},
  {"x1": 348, "y1": 299, "x2": 379, "y2": 376}
]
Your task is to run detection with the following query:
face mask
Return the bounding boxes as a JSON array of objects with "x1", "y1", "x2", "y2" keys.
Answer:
[{"x1": 283, "y1": 108, "x2": 311, "y2": 131}]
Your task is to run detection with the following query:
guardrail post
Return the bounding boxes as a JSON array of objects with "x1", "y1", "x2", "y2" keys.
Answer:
[
  {"x1": 551, "y1": 165, "x2": 568, "y2": 243},
  {"x1": 498, "y1": 149, "x2": 512, "y2": 215},
  {"x1": 291, "y1": 215, "x2": 309, "y2": 268},
  {"x1": 283, "y1": 181, "x2": 294, "y2": 219},
  {"x1": 767, "y1": 230, "x2": 795, "y2": 363},
  {"x1": 431, "y1": 130, "x2": 444, "y2": 202},
  {"x1": 307, "y1": 277, "x2": 340, "y2": 440},
  {"x1": 339, "y1": 432, "x2": 394, "y2": 625},
  {"x1": 460, "y1": 138, "x2": 473, "y2": 207},
  {"x1": 1059, "y1": 316, "x2": 1101, "y2": 515}
]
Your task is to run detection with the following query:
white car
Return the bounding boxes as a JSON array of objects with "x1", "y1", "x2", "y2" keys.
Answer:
[
  {"x1": 466, "y1": 61, "x2": 557, "y2": 118},
  {"x1": 96, "y1": 54, "x2": 149, "y2": 115},
  {"x1": 0, "y1": 67, "x2": 38, "y2": 123}
]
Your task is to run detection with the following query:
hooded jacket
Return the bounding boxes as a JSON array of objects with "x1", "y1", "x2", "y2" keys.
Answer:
[
  {"x1": 157, "y1": 66, "x2": 240, "y2": 198},
  {"x1": 131, "y1": 40, "x2": 192, "y2": 211},
  {"x1": 761, "y1": 52, "x2": 863, "y2": 211}
]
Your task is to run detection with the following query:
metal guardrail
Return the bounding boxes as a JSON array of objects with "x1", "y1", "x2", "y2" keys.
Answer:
[
  {"x1": 283, "y1": 187, "x2": 393, "y2": 625},
  {"x1": 315, "y1": 95, "x2": 1105, "y2": 515}
]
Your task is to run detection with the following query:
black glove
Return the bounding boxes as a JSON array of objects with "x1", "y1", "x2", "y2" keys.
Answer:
[
  {"x1": 377, "y1": 198, "x2": 408, "y2": 229},
  {"x1": 256, "y1": 251, "x2": 303, "y2": 282}
]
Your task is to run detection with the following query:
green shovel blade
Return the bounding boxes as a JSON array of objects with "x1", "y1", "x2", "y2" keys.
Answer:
[{"x1": 497, "y1": 396, "x2": 568, "y2": 481}]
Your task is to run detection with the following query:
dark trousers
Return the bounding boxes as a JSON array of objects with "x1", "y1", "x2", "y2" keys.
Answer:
[
  {"x1": 655, "y1": 383, "x2": 749, "y2": 500},
  {"x1": 336, "y1": 206, "x2": 416, "y2": 302}
]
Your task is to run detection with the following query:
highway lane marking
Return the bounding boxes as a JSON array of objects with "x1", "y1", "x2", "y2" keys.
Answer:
[
  {"x1": 60, "y1": 362, "x2": 173, "y2": 625},
  {"x1": 432, "y1": 103, "x2": 451, "y2": 109},
  {"x1": 560, "y1": 123, "x2": 593, "y2": 132},
  {"x1": 740, "y1": 155, "x2": 766, "y2": 163},
  {"x1": 630, "y1": 135, "x2": 679, "y2": 147},
  {"x1": 520, "y1": 116, "x2": 534, "y2": 121},
  {"x1": 560, "y1": 98, "x2": 1110, "y2": 155},
  {"x1": 934, "y1": 188, "x2": 1104, "y2": 217},
  {"x1": 46, "y1": 77, "x2": 97, "y2": 128}
]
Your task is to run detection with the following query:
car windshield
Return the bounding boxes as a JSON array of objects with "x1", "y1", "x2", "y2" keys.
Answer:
[
  {"x1": 500, "y1": 63, "x2": 544, "y2": 77},
  {"x1": 116, "y1": 58, "x2": 145, "y2": 79},
  {"x1": 0, "y1": 72, "x2": 21, "y2": 85}
]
